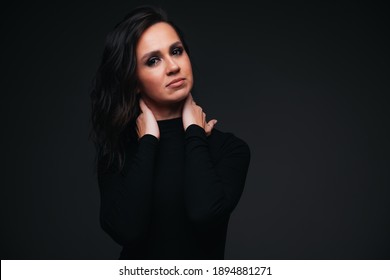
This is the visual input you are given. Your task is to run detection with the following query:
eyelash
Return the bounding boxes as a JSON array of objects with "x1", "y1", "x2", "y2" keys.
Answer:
[
  {"x1": 172, "y1": 46, "x2": 183, "y2": 56},
  {"x1": 146, "y1": 47, "x2": 184, "y2": 67}
]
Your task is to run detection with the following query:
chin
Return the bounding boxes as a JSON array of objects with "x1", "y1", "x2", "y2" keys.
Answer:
[{"x1": 169, "y1": 88, "x2": 190, "y2": 102}]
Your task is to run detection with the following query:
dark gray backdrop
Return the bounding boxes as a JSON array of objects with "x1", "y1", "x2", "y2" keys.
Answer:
[{"x1": 1, "y1": 0, "x2": 389, "y2": 259}]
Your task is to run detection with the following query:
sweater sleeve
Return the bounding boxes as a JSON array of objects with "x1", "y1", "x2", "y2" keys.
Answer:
[
  {"x1": 97, "y1": 134, "x2": 158, "y2": 247},
  {"x1": 184, "y1": 124, "x2": 251, "y2": 224}
]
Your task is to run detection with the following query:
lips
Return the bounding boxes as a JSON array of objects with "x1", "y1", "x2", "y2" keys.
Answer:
[{"x1": 166, "y1": 78, "x2": 185, "y2": 87}]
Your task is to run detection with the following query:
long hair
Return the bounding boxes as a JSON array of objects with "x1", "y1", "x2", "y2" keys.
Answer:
[{"x1": 89, "y1": 5, "x2": 190, "y2": 173}]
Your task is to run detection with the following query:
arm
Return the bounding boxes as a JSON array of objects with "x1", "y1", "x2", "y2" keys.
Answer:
[
  {"x1": 98, "y1": 97, "x2": 159, "y2": 246},
  {"x1": 98, "y1": 134, "x2": 158, "y2": 247},
  {"x1": 98, "y1": 135, "x2": 158, "y2": 246},
  {"x1": 184, "y1": 124, "x2": 251, "y2": 224}
]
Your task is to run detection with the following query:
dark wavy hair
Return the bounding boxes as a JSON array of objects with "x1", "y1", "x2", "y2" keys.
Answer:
[{"x1": 89, "y1": 5, "x2": 190, "y2": 173}]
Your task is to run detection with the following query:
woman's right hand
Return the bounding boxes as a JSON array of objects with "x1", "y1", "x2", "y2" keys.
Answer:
[{"x1": 136, "y1": 98, "x2": 160, "y2": 140}]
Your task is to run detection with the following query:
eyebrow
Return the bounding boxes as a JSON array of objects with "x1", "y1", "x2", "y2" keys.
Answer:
[{"x1": 140, "y1": 41, "x2": 183, "y2": 61}]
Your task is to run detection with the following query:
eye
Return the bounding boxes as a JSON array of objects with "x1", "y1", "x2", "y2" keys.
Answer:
[
  {"x1": 172, "y1": 47, "x2": 183, "y2": 56},
  {"x1": 146, "y1": 57, "x2": 160, "y2": 67}
]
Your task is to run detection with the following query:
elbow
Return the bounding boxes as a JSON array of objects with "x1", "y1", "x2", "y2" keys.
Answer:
[
  {"x1": 186, "y1": 202, "x2": 228, "y2": 225},
  {"x1": 187, "y1": 209, "x2": 210, "y2": 224},
  {"x1": 100, "y1": 212, "x2": 147, "y2": 247}
]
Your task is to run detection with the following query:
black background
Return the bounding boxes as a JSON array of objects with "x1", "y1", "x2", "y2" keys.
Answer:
[{"x1": 1, "y1": 0, "x2": 389, "y2": 259}]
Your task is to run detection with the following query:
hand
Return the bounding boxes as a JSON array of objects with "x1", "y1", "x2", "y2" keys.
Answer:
[
  {"x1": 182, "y1": 93, "x2": 217, "y2": 136},
  {"x1": 136, "y1": 98, "x2": 160, "y2": 140}
]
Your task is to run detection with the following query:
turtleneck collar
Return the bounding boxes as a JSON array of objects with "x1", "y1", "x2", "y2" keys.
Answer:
[{"x1": 157, "y1": 117, "x2": 184, "y2": 136}]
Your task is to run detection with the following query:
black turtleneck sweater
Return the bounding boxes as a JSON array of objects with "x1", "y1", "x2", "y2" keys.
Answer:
[{"x1": 97, "y1": 117, "x2": 250, "y2": 259}]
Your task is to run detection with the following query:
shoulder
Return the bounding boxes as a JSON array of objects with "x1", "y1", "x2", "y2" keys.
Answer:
[{"x1": 208, "y1": 128, "x2": 251, "y2": 159}]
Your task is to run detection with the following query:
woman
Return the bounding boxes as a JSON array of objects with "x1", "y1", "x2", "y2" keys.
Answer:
[{"x1": 90, "y1": 5, "x2": 251, "y2": 260}]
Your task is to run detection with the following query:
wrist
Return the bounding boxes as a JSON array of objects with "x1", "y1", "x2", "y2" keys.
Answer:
[
  {"x1": 147, "y1": 131, "x2": 160, "y2": 139},
  {"x1": 183, "y1": 119, "x2": 202, "y2": 131}
]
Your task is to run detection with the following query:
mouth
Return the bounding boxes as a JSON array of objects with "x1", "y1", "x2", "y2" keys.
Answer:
[{"x1": 166, "y1": 78, "x2": 185, "y2": 88}]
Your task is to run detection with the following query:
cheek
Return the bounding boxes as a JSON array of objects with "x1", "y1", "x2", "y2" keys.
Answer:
[
  {"x1": 184, "y1": 57, "x2": 193, "y2": 75},
  {"x1": 138, "y1": 71, "x2": 164, "y2": 94}
]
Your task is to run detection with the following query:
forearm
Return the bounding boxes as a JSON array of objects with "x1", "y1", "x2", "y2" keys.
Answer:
[
  {"x1": 98, "y1": 134, "x2": 158, "y2": 246},
  {"x1": 184, "y1": 125, "x2": 250, "y2": 224}
]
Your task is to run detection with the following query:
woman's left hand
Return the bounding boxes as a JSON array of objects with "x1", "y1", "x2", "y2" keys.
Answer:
[{"x1": 182, "y1": 93, "x2": 217, "y2": 136}]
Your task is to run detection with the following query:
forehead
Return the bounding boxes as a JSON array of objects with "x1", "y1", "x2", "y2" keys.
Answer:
[{"x1": 136, "y1": 22, "x2": 181, "y2": 55}]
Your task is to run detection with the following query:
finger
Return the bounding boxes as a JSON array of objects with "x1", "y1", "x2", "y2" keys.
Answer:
[
  {"x1": 189, "y1": 93, "x2": 196, "y2": 104},
  {"x1": 139, "y1": 98, "x2": 147, "y2": 111},
  {"x1": 208, "y1": 119, "x2": 218, "y2": 128},
  {"x1": 135, "y1": 120, "x2": 141, "y2": 136},
  {"x1": 184, "y1": 93, "x2": 192, "y2": 106},
  {"x1": 205, "y1": 119, "x2": 217, "y2": 135}
]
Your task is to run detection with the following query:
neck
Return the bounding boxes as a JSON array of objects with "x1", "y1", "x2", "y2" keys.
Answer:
[{"x1": 143, "y1": 97, "x2": 184, "y2": 121}]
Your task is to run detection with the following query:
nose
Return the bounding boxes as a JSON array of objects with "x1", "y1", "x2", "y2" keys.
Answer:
[{"x1": 166, "y1": 57, "x2": 180, "y2": 76}]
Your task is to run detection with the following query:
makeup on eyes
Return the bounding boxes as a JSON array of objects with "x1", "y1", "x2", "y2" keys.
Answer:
[{"x1": 142, "y1": 42, "x2": 184, "y2": 67}]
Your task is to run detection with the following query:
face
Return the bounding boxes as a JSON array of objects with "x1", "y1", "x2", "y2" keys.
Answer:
[{"x1": 135, "y1": 22, "x2": 193, "y2": 105}]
